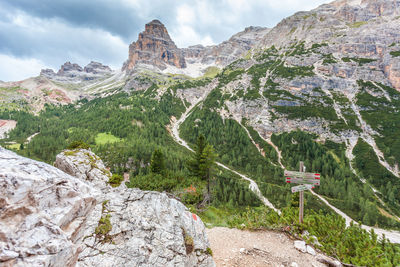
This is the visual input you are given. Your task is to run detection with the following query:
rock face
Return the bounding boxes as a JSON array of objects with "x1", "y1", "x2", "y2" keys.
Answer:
[
  {"x1": 84, "y1": 61, "x2": 112, "y2": 75},
  {"x1": 123, "y1": 20, "x2": 186, "y2": 71},
  {"x1": 257, "y1": 0, "x2": 400, "y2": 91},
  {"x1": 0, "y1": 147, "x2": 98, "y2": 266},
  {"x1": 0, "y1": 147, "x2": 214, "y2": 266},
  {"x1": 183, "y1": 26, "x2": 270, "y2": 66},
  {"x1": 54, "y1": 149, "x2": 214, "y2": 267},
  {"x1": 40, "y1": 61, "x2": 113, "y2": 83},
  {"x1": 57, "y1": 62, "x2": 84, "y2": 75},
  {"x1": 122, "y1": 20, "x2": 269, "y2": 77}
]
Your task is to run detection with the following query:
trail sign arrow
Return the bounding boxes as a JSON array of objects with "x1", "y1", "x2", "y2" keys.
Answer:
[
  {"x1": 286, "y1": 177, "x2": 320, "y2": 185},
  {"x1": 284, "y1": 170, "x2": 320, "y2": 179},
  {"x1": 291, "y1": 184, "x2": 314, "y2": 193}
]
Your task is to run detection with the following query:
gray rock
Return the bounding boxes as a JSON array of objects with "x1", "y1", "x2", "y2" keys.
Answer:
[
  {"x1": 0, "y1": 147, "x2": 98, "y2": 266},
  {"x1": 55, "y1": 149, "x2": 215, "y2": 267},
  {"x1": 0, "y1": 147, "x2": 214, "y2": 266},
  {"x1": 306, "y1": 245, "x2": 316, "y2": 256},
  {"x1": 294, "y1": 240, "x2": 307, "y2": 253},
  {"x1": 316, "y1": 255, "x2": 342, "y2": 267}
]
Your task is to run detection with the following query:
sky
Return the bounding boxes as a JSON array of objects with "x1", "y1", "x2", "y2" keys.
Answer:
[{"x1": 0, "y1": 0, "x2": 331, "y2": 82}]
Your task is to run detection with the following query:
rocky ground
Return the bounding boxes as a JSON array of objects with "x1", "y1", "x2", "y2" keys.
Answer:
[
  {"x1": 206, "y1": 227, "x2": 334, "y2": 267},
  {"x1": 0, "y1": 120, "x2": 16, "y2": 139}
]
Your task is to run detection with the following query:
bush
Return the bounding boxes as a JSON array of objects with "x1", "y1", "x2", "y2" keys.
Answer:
[
  {"x1": 67, "y1": 140, "x2": 90, "y2": 150},
  {"x1": 108, "y1": 174, "x2": 123, "y2": 187},
  {"x1": 206, "y1": 247, "x2": 213, "y2": 256},
  {"x1": 184, "y1": 233, "x2": 194, "y2": 254}
]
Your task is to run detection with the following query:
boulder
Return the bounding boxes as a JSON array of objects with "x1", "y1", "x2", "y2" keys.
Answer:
[
  {"x1": 0, "y1": 147, "x2": 215, "y2": 266},
  {"x1": 55, "y1": 149, "x2": 215, "y2": 267},
  {"x1": 0, "y1": 147, "x2": 98, "y2": 266},
  {"x1": 294, "y1": 240, "x2": 307, "y2": 253}
]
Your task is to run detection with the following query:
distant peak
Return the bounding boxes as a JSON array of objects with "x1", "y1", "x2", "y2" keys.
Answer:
[
  {"x1": 123, "y1": 19, "x2": 186, "y2": 71},
  {"x1": 147, "y1": 19, "x2": 163, "y2": 26}
]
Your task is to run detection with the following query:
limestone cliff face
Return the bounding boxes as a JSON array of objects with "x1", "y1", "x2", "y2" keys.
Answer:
[
  {"x1": 257, "y1": 0, "x2": 400, "y2": 91},
  {"x1": 41, "y1": 61, "x2": 113, "y2": 83},
  {"x1": 122, "y1": 20, "x2": 269, "y2": 75},
  {"x1": 123, "y1": 20, "x2": 186, "y2": 71},
  {"x1": 0, "y1": 147, "x2": 214, "y2": 267},
  {"x1": 183, "y1": 26, "x2": 270, "y2": 66}
]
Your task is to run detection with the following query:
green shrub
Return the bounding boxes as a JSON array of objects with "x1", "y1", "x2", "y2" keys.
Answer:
[
  {"x1": 184, "y1": 233, "x2": 194, "y2": 254},
  {"x1": 108, "y1": 174, "x2": 123, "y2": 187},
  {"x1": 95, "y1": 214, "x2": 112, "y2": 242},
  {"x1": 67, "y1": 140, "x2": 90, "y2": 150},
  {"x1": 224, "y1": 206, "x2": 400, "y2": 266},
  {"x1": 390, "y1": 51, "x2": 400, "y2": 57}
]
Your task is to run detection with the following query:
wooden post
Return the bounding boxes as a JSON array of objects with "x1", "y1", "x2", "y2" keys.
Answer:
[{"x1": 299, "y1": 161, "x2": 304, "y2": 224}]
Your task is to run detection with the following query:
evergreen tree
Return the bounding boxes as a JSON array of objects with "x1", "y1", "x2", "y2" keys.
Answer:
[
  {"x1": 199, "y1": 144, "x2": 217, "y2": 201},
  {"x1": 150, "y1": 148, "x2": 165, "y2": 174},
  {"x1": 187, "y1": 134, "x2": 207, "y2": 177}
]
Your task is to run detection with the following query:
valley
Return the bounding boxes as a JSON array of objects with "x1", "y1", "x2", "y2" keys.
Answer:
[{"x1": 1, "y1": 0, "x2": 400, "y2": 266}]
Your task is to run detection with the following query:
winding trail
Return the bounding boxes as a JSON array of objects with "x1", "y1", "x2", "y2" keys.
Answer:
[
  {"x1": 168, "y1": 75, "x2": 400, "y2": 242},
  {"x1": 310, "y1": 190, "x2": 400, "y2": 244},
  {"x1": 345, "y1": 139, "x2": 400, "y2": 222},
  {"x1": 269, "y1": 136, "x2": 400, "y2": 243},
  {"x1": 169, "y1": 86, "x2": 280, "y2": 214}
]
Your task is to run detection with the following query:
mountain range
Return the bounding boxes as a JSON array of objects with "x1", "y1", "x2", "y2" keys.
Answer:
[{"x1": 1, "y1": 0, "x2": 400, "y2": 265}]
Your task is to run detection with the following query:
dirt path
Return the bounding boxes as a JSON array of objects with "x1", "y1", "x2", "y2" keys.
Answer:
[
  {"x1": 169, "y1": 82, "x2": 279, "y2": 213},
  {"x1": 206, "y1": 227, "x2": 325, "y2": 267}
]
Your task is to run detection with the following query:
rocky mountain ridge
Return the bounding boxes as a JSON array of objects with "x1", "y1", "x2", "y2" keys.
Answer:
[
  {"x1": 182, "y1": 26, "x2": 270, "y2": 67},
  {"x1": 41, "y1": 61, "x2": 113, "y2": 83},
  {"x1": 0, "y1": 147, "x2": 214, "y2": 266},
  {"x1": 122, "y1": 20, "x2": 270, "y2": 76},
  {"x1": 122, "y1": 20, "x2": 186, "y2": 71}
]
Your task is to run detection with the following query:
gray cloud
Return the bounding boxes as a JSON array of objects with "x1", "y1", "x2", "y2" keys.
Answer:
[{"x1": 0, "y1": 0, "x2": 330, "y2": 81}]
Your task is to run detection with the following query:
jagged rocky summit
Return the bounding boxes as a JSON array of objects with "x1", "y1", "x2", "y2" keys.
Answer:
[
  {"x1": 123, "y1": 20, "x2": 186, "y2": 71},
  {"x1": 122, "y1": 19, "x2": 270, "y2": 75},
  {"x1": 40, "y1": 61, "x2": 113, "y2": 83},
  {"x1": 0, "y1": 147, "x2": 215, "y2": 267}
]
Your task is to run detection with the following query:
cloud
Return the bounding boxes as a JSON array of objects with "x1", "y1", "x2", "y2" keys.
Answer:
[
  {"x1": 0, "y1": 0, "x2": 332, "y2": 81},
  {"x1": 0, "y1": 54, "x2": 47, "y2": 81},
  {"x1": 0, "y1": 7, "x2": 128, "y2": 79}
]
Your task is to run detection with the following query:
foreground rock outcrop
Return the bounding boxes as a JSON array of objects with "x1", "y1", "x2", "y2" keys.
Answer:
[
  {"x1": 0, "y1": 147, "x2": 214, "y2": 266},
  {"x1": 0, "y1": 147, "x2": 98, "y2": 266},
  {"x1": 55, "y1": 149, "x2": 214, "y2": 266}
]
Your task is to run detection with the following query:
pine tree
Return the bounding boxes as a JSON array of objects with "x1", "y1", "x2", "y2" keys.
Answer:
[
  {"x1": 150, "y1": 148, "x2": 165, "y2": 174},
  {"x1": 199, "y1": 144, "x2": 217, "y2": 201},
  {"x1": 187, "y1": 134, "x2": 206, "y2": 177}
]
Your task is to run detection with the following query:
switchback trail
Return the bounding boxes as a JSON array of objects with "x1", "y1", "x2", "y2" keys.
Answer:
[{"x1": 169, "y1": 88, "x2": 280, "y2": 214}]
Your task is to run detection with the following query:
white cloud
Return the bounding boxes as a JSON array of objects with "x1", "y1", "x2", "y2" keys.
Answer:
[
  {"x1": 0, "y1": 54, "x2": 47, "y2": 82},
  {"x1": 171, "y1": 25, "x2": 215, "y2": 48},
  {"x1": 0, "y1": 10, "x2": 128, "y2": 78},
  {"x1": 263, "y1": 0, "x2": 330, "y2": 12},
  {"x1": 176, "y1": 4, "x2": 196, "y2": 24}
]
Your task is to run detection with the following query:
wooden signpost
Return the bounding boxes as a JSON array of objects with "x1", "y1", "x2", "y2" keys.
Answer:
[
  {"x1": 284, "y1": 161, "x2": 321, "y2": 224},
  {"x1": 291, "y1": 184, "x2": 314, "y2": 193},
  {"x1": 286, "y1": 177, "x2": 320, "y2": 186}
]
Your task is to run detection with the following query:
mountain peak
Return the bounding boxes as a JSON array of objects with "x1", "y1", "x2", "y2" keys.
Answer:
[
  {"x1": 147, "y1": 19, "x2": 163, "y2": 26},
  {"x1": 123, "y1": 20, "x2": 186, "y2": 71}
]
